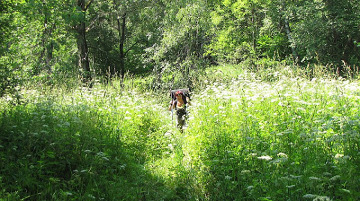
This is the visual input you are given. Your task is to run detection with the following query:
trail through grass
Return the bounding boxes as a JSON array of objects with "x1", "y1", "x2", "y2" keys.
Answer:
[{"x1": 1, "y1": 70, "x2": 360, "y2": 200}]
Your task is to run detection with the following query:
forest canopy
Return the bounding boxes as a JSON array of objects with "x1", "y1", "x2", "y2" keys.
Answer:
[{"x1": 1, "y1": 0, "x2": 360, "y2": 92}]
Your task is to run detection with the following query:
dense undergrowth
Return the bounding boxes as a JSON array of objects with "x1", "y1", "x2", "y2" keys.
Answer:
[{"x1": 1, "y1": 64, "x2": 360, "y2": 200}]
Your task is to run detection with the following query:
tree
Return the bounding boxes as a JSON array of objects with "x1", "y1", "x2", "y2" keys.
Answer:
[
  {"x1": 83, "y1": 0, "x2": 162, "y2": 81},
  {"x1": 27, "y1": 0, "x2": 59, "y2": 74},
  {"x1": 205, "y1": 0, "x2": 268, "y2": 63},
  {"x1": 0, "y1": 0, "x2": 17, "y2": 96},
  {"x1": 291, "y1": 0, "x2": 360, "y2": 69},
  {"x1": 149, "y1": 0, "x2": 211, "y2": 89},
  {"x1": 258, "y1": 0, "x2": 299, "y2": 62},
  {"x1": 74, "y1": 0, "x2": 93, "y2": 82},
  {"x1": 322, "y1": 0, "x2": 360, "y2": 68}
]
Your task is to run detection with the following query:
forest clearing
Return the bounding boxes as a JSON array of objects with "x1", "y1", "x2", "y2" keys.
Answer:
[
  {"x1": 1, "y1": 0, "x2": 360, "y2": 200},
  {"x1": 1, "y1": 66, "x2": 360, "y2": 200}
]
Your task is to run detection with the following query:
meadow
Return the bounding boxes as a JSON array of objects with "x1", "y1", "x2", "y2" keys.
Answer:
[{"x1": 0, "y1": 65, "x2": 359, "y2": 200}]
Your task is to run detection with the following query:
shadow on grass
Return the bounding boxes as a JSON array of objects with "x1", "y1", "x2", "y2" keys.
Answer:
[{"x1": 0, "y1": 101, "x2": 183, "y2": 200}]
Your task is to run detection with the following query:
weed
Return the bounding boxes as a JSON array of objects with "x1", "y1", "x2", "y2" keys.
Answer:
[{"x1": 1, "y1": 64, "x2": 359, "y2": 200}]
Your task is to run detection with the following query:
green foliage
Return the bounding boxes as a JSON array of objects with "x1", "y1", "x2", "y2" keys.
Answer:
[
  {"x1": 2, "y1": 0, "x2": 360, "y2": 94},
  {"x1": 183, "y1": 71, "x2": 360, "y2": 200},
  {"x1": 1, "y1": 2, "x2": 360, "y2": 199},
  {"x1": 0, "y1": 0, "x2": 79, "y2": 96},
  {"x1": 148, "y1": 1, "x2": 211, "y2": 88},
  {"x1": 85, "y1": 0, "x2": 161, "y2": 77},
  {"x1": 1, "y1": 65, "x2": 360, "y2": 200},
  {"x1": 288, "y1": 0, "x2": 360, "y2": 67},
  {"x1": 0, "y1": 85, "x2": 182, "y2": 200},
  {"x1": 0, "y1": 1, "x2": 23, "y2": 96},
  {"x1": 205, "y1": 0, "x2": 268, "y2": 63},
  {"x1": 258, "y1": 16, "x2": 290, "y2": 60}
]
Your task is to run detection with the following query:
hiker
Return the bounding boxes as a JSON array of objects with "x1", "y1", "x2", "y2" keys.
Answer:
[{"x1": 168, "y1": 90, "x2": 191, "y2": 131}]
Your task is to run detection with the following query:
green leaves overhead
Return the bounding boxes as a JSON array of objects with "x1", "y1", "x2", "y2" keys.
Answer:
[
  {"x1": 206, "y1": 0, "x2": 268, "y2": 62},
  {"x1": 1, "y1": 0, "x2": 360, "y2": 90}
]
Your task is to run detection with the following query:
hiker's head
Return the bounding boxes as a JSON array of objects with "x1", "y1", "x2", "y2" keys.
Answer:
[
  {"x1": 175, "y1": 90, "x2": 187, "y2": 103},
  {"x1": 175, "y1": 91, "x2": 183, "y2": 98}
]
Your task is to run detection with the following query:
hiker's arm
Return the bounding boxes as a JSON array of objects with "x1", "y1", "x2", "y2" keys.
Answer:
[
  {"x1": 186, "y1": 97, "x2": 191, "y2": 106},
  {"x1": 168, "y1": 100, "x2": 174, "y2": 111}
]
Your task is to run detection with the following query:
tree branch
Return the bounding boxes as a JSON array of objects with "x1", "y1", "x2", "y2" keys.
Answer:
[
  {"x1": 85, "y1": 0, "x2": 94, "y2": 11},
  {"x1": 86, "y1": 14, "x2": 100, "y2": 32},
  {"x1": 125, "y1": 41, "x2": 139, "y2": 56}
]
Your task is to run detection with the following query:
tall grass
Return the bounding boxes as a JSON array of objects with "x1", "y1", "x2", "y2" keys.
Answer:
[
  {"x1": 0, "y1": 64, "x2": 359, "y2": 200},
  {"x1": 184, "y1": 74, "x2": 360, "y2": 200},
  {"x1": 0, "y1": 84, "x2": 182, "y2": 200}
]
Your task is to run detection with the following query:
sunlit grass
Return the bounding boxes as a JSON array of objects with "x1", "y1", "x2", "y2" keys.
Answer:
[
  {"x1": 0, "y1": 66, "x2": 359, "y2": 200},
  {"x1": 183, "y1": 75, "x2": 360, "y2": 200},
  {"x1": 0, "y1": 84, "x2": 179, "y2": 200}
]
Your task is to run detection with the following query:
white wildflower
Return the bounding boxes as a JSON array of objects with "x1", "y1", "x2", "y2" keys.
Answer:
[
  {"x1": 334, "y1": 153, "x2": 344, "y2": 159},
  {"x1": 313, "y1": 196, "x2": 331, "y2": 201},
  {"x1": 164, "y1": 132, "x2": 172, "y2": 137},
  {"x1": 88, "y1": 194, "x2": 96, "y2": 199},
  {"x1": 96, "y1": 152, "x2": 105, "y2": 157},
  {"x1": 330, "y1": 175, "x2": 340, "y2": 181},
  {"x1": 277, "y1": 153, "x2": 288, "y2": 158},
  {"x1": 309, "y1": 176, "x2": 321, "y2": 181},
  {"x1": 257, "y1": 155, "x2": 272, "y2": 161},
  {"x1": 303, "y1": 194, "x2": 317, "y2": 199}
]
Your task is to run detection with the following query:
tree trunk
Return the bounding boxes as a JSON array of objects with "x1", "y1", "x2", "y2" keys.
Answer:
[
  {"x1": 76, "y1": 0, "x2": 91, "y2": 83},
  {"x1": 76, "y1": 23, "x2": 91, "y2": 81},
  {"x1": 251, "y1": 8, "x2": 256, "y2": 53},
  {"x1": 284, "y1": 17, "x2": 298, "y2": 62},
  {"x1": 117, "y1": 13, "x2": 126, "y2": 79},
  {"x1": 279, "y1": 1, "x2": 298, "y2": 63},
  {"x1": 38, "y1": 1, "x2": 53, "y2": 75}
]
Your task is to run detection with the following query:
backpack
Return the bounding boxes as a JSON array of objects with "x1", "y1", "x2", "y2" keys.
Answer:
[{"x1": 170, "y1": 88, "x2": 191, "y2": 104}]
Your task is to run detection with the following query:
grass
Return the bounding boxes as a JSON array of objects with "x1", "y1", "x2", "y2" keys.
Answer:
[
  {"x1": 184, "y1": 76, "x2": 360, "y2": 200},
  {"x1": 0, "y1": 86, "x2": 178, "y2": 200},
  {"x1": 0, "y1": 64, "x2": 359, "y2": 200}
]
